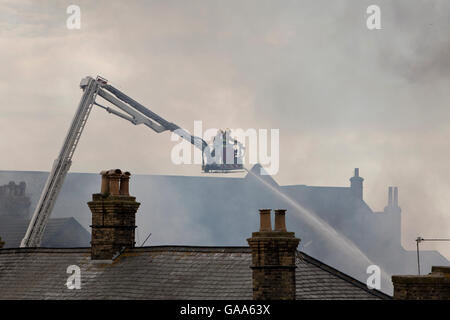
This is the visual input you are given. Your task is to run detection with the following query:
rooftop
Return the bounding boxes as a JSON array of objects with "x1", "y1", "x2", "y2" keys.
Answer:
[{"x1": 0, "y1": 246, "x2": 390, "y2": 300}]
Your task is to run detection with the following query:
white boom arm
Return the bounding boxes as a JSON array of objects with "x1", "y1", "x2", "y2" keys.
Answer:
[
  {"x1": 21, "y1": 77, "x2": 99, "y2": 247},
  {"x1": 21, "y1": 76, "x2": 211, "y2": 247}
]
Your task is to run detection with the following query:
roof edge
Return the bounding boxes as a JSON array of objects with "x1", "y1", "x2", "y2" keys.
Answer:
[
  {"x1": 131, "y1": 245, "x2": 251, "y2": 253},
  {"x1": 298, "y1": 251, "x2": 393, "y2": 300},
  {"x1": 0, "y1": 245, "x2": 251, "y2": 255}
]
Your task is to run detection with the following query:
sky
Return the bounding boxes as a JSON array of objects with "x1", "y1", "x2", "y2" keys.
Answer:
[{"x1": 1, "y1": 0, "x2": 450, "y2": 258}]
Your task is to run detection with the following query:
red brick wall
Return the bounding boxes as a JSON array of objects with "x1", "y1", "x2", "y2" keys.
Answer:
[
  {"x1": 247, "y1": 231, "x2": 300, "y2": 300},
  {"x1": 392, "y1": 267, "x2": 450, "y2": 300},
  {"x1": 88, "y1": 193, "x2": 140, "y2": 260}
]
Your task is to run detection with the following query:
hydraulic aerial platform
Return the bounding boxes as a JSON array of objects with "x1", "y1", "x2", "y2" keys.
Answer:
[{"x1": 21, "y1": 76, "x2": 243, "y2": 247}]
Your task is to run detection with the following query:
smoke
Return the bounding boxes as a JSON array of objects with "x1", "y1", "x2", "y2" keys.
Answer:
[{"x1": 1, "y1": 1, "x2": 449, "y2": 261}]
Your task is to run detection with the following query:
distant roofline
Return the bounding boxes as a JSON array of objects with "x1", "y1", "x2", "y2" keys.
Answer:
[
  {"x1": 0, "y1": 170, "x2": 246, "y2": 181},
  {"x1": 0, "y1": 216, "x2": 76, "y2": 221},
  {"x1": 0, "y1": 247, "x2": 91, "y2": 254},
  {"x1": 0, "y1": 170, "x2": 49, "y2": 174},
  {"x1": 282, "y1": 185, "x2": 350, "y2": 190},
  {"x1": 137, "y1": 173, "x2": 245, "y2": 180},
  {"x1": 0, "y1": 169, "x2": 358, "y2": 189}
]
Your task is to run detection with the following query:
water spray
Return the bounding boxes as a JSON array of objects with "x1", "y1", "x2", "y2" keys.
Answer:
[{"x1": 243, "y1": 166, "x2": 392, "y2": 291}]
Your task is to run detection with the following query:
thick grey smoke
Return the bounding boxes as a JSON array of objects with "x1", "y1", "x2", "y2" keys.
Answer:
[{"x1": 0, "y1": 0, "x2": 449, "y2": 259}]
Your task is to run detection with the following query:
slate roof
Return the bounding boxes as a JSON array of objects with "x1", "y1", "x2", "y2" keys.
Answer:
[
  {"x1": 0, "y1": 216, "x2": 90, "y2": 248},
  {"x1": 5, "y1": 168, "x2": 447, "y2": 295},
  {"x1": 0, "y1": 246, "x2": 390, "y2": 300}
]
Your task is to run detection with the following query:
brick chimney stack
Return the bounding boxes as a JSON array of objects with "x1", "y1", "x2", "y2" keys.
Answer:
[
  {"x1": 247, "y1": 209, "x2": 300, "y2": 300},
  {"x1": 384, "y1": 186, "x2": 401, "y2": 214},
  {"x1": 350, "y1": 168, "x2": 364, "y2": 200},
  {"x1": 0, "y1": 181, "x2": 31, "y2": 217},
  {"x1": 88, "y1": 169, "x2": 140, "y2": 261},
  {"x1": 392, "y1": 266, "x2": 450, "y2": 299}
]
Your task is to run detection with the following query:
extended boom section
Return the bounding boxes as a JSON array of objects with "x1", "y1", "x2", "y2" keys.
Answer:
[
  {"x1": 21, "y1": 77, "x2": 100, "y2": 247},
  {"x1": 97, "y1": 83, "x2": 209, "y2": 153},
  {"x1": 21, "y1": 76, "x2": 243, "y2": 247}
]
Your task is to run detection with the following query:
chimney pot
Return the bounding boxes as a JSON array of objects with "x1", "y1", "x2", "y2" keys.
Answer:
[
  {"x1": 119, "y1": 172, "x2": 131, "y2": 196},
  {"x1": 107, "y1": 169, "x2": 122, "y2": 196},
  {"x1": 274, "y1": 209, "x2": 287, "y2": 232},
  {"x1": 100, "y1": 170, "x2": 109, "y2": 195},
  {"x1": 258, "y1": 209, "x2": 272, "y2": 232},
  {"x1": 394, "y1": 187, "x2": 398, "y2": 206},
  {"x1": 388, "y1": 186, "x2": 393, "y2": 206}
]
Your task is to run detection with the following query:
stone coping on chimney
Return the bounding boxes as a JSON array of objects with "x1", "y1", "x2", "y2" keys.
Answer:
[
  {"x1": 431, "y1": 266, "x2": 450, "y2": 275},
  {"x1": 90, "y1": 193, "x2": 137, "y2": 201},
  {"x1": 392, "y1": 266, "x2": 450, "y2": 284},
  {"x1": 248, "y1": 231, "x2": 297, "y2": 238},
  {"x1": 392, "y1": 276, "x2": 450, "y2": 284}
]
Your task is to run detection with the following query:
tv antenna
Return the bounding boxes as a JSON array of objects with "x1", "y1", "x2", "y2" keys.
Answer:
[
  {"x1": 415, "y1": 237, "x2": 450, "y2": 275},
  {"x1": 141, "y1": 232, "x2": 152, "y2": 247}
]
